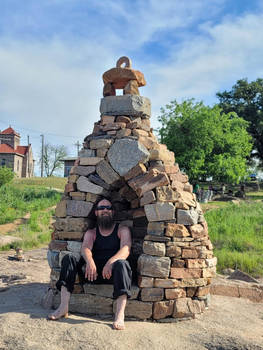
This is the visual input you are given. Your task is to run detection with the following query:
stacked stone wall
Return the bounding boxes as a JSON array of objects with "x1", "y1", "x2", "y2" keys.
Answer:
[{"x1": 47, "y1": 58, "x2": 216, "y2": 321}]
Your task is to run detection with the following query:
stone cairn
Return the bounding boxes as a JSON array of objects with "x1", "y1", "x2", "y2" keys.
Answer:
[{"x1": 48, "y1": 56, "x2": 217, "y2": 321}]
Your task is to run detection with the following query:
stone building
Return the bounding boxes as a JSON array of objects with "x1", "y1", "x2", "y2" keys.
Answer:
[{"x1": 0, "y1": 126, "x2": 34, "y2": 177}]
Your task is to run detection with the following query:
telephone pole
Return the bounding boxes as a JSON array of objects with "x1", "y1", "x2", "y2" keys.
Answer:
[
  {"x1": 40, "y1": 134, "x2": 44, "y2": 177},
  {"x1": 74, "y1": 141, "x2": 81, "y2": 155}
]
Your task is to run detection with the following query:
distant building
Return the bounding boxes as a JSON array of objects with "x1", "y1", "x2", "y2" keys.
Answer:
[
  {"x1": 61, "y1": 157, "x2": 77, "y2": 177},
  {"x1": 0, "y1": 126, "x2": 34, "y2": 177}
]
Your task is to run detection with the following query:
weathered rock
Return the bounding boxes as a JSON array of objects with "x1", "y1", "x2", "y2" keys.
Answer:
[
  {"x1": 141, "y1": 288, "x2": 164, "y2": 302},
  {"x1": 180, "y1": 278, "x2": 207, "y2": 288},
  {"x1": 66, "y1": 200, "x2": 93, "y2": 217},
  {"x1": 171, "y1": 259, "x2": 185, "y2": 268},
  {"x1": 100, "y1": 95, "x2": 151, "y2": 117},
  {"x1": 88, "y1": 174, "x2": 111, "y2": 190},
  {"x1": 84, "y1": 284, "x2": 139, "y2": 300},
  {"x1": 47, "y1": 250, "x2": 60, "y2": 269},
  {"x1": 124, "y1": 163, "x2": 147, "y2": 181},
  {"x1": 68, "y1": 175, "x2": 79, "y2": 183},
  {"x1": 53, "y1": 293, "x2": 113, "y2": 315},
  {"x1": 153, "y1": 300, "x2": 174, "y2": 320},
  {"x1": 86, "y1": 193, "x2": 100, "y2": 202},
  {"x1": 123, "y1": 300, "x2": 153, "y2": 320},
  {"x1": 108, "y1": 139, "x2": 149, "y2": 176},
  {"x1": 89, "y1": 139, "x2": 113, "y2": 149},
  {"x1": 54, "y1": 231, "x2": 84, "y2": 241},
  {"x1": 189, "y1": 224, "x2": 206, "y2": 238},
  {"x1": 144, "y1": 235, "x2": 170, "y2": 242},
  {"x1": 70, "y1": 192, "x2": 86, "y2": 201},
  {"x1": 101, "y1": 115, "x2": 115, "y2": 125},
  {"x1": 147, "y1": 222, "x2": 165, "y2": 236},
  {"x1": 138, "y1": 276, "x2": 154, "y2": 288},
  {"x1": 128, "y1": 170, "x2": 169, "y2": 197},
  {"x1": 182, "y1": 249, "x2": 199, "y2": 259},
  {"x1": 156, "y1": 186, "x2": 176, "y2": 202},
  {"x1": 76, "y1": 176, "x2": 107, "y2": 195},
  {"x1": 165, "y1": 223, "x2": 190, "y2": 238},
  {"x1": 154, "y1": 279, "x2": 180, "y2": 288},
  {"x1": 78, "y1": 149, "x2": 95, "y2": 157},
  {"x1": 124, "y1": 79, "x2": 139, "y2": 95},
  {"x1": 79, "y1": 157, "x2": 103, "y2": 165},
  {"x1": 102, "y1": 122, "x2": 126, "y2": 131},
  {"x1": 177, "y1": 208, "x2": 199, "y2": 225},
  {"x1": 116, "y1": 128, "x2": 132, "y2": 138},
  {"x1": 54, "y1": 218, "x2": 90, "y2": 232},
  {"x1": 143, "y1": 241, "x2": 166, "y2": 257},
  {"x1": 196, "y1": 285, "x2": 211, "y2": 297},
  {"x1": 174, "y1": 191, "x2": 196, "y2": 207},
  {"x1": 74, "y1": 166, "x2": 96, "y2": 176},
  {"x1": 116, "y1": 116, "x2": 131, "y2": 124},
  {"x1": 96, "y1": 148, "x2": 108, "y2": 158},
  {"x1": 173, "y1": 298, "x2": 192, "y2": 318},
  {"x1": 165, "y1": 288, "x2": 186, "y2": 299},
  {"x1": 186, "y1": 259, "x2": 206, "y2": 269},
  {"x1": 48, "y1": 240, "x2": 67, "y2": 251},
  {"x1": 137, "y1": 254, "x2": 171, "y2": 278},
  {"x1": 140, "y1": 191, "x2": 156, "y2": 206},
  {"x1": 166, "y1": 243, "x2": 181, "y2": 257},
  {"x1": 55, "y1": 200, "x2": 67, "y2": 218},
  {"x1": 170, "y1": 268, "x2": 202, "y2": 279},
  {"x1": 132, "y1": 129, "x2": 148, "y2": 138},
  {"x1": 96, "y1": 160, "x2": 120, "y2": 186},
  {"x1": 170, "y1": 172, "x2": 189, "y2": 183},
  {"x1": 144, "y1": 202, "x2": 175, "y2": 221}
]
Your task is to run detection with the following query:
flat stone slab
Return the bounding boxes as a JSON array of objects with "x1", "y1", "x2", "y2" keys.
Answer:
[
  {"x1": 108, "y1": 139, "x2": 149, "y2": 176},
  {"x1": 66, "y1": 200, "x2": 93, "y2": 217},
  {"x1": 100, "y1": 95, "x2": 151, "y2": 117},
  {"x1": 137, "y1": 254, "x2": 171, "y2": 278},
  {"x1": 83, "y1": 284, "x2": 139, "y2": 300}
]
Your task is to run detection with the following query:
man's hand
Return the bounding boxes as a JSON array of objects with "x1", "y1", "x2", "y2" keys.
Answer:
[
  {"x1": 85, "y1": 259, "x2": 97, "y2": 281},
  {"x1": 102, "y1": 262, "x2": 113, "y2": 280}
]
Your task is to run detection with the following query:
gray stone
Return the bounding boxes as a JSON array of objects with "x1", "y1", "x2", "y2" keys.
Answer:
[
  {"x1": 116, "y1": 300, "x2": 153, "y2": 320},
  {"x1": 177, "y1": 208, "x2": 199, "y2": 225},
  {"x1": 96, "y1": 160, "x2": 121, "y2": 185},
  {"x1": 107, "y1": 139, "x2": 149, "y2": 176},
  {"x1": 100, "y1": 95, "x2": 151, "y2": 117},
  {"x1": 78, "y1": 149, "x2": 95, "y2": 157},
  {"x1": 76, "y1": 176, "x2": 107, "y2": 195},
  {"x1": 144, "y1": 202, "x2": 175, "y2": 221},
  {"x1": 141, "y1": 288, "x2": 164, "y2": 301},
  {"x1": 84, "y1": 284, "x2": 139, "y2": 300},
  {"x1": 47, "y1": 250, "x2": 60, "y2": 269},
  {"x1": 74, "y1": 166, "x2": 96, "y2": 176},
  {"x1": 137, "y1": 254, "x2": 171, "y2": 278},
  {"x1": 53, "y1": 293, "x2": 113, "y2": 315},
  {"x1": 147, "y1": 222, "x2": 165, "y2": 236},
  {"x1": 143, "y1": 241, "x2": 166, "y2": 256},
  {"x1": 66, "y1": 200, "x2": 93, "y2": 217},
  {"x1": 88, "y1": 174, "x2": 111, "y2": 190},
  {"x1": 67, "y1": 241, "x2": 82, "y2": 253},
  {"x1": 54, "y1": 218, "x2": 91, "y2": 232}
]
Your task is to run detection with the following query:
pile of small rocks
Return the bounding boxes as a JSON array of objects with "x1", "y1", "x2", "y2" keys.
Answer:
[{"x1": 47, "y1": 57, "x2": 217, "y2": 321}]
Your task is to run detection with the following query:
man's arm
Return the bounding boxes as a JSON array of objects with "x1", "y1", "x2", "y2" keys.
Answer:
[
  {"x1": 102, "y1": 225, "x2": 132, "y2": 279},
  {"x1": 81, "y1": 229, "x2": 97, "y2": 281}
]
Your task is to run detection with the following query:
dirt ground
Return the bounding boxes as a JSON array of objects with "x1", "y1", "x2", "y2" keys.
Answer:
[{"x1": 0, "y1": 248, "x2": 263, "y2": 350}]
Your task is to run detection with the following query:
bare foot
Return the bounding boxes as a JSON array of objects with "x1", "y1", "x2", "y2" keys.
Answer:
[
  {"x1": 47, "y1": 306, "x2": 68, "y2": 321},
  {"x1": 113, "y1": 312, "x2": 125, "y2": 330}
]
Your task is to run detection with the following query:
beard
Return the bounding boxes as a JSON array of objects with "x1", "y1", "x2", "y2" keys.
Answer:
[{"x1": 97, "y1": 212, "x2": 114, "y2": 230}]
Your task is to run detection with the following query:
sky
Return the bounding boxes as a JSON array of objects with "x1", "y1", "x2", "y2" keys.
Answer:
[{"x1": 0, "y1": 0, "x2": 263, "y2": 176}]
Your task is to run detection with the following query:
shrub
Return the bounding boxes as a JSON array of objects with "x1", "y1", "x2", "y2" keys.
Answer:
[{"x1": 0, "y1": 167, "x2": 14, "y2": 187}]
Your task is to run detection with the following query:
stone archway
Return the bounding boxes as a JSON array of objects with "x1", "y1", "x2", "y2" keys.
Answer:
[{"x1": 47, "y1": 57, "x2": 216, "y2": 321}]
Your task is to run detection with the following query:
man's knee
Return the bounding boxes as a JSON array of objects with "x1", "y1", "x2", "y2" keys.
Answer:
[
  {"x1": 61, "y1": 254, "x2": 78, "y2": 269},
  {"x1": 113, "y1": 259, "x2": 130, "y2": 270}
]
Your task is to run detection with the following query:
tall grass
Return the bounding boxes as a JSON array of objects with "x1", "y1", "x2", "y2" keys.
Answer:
[
  {"x1": 12, "y1": 176, "x2": 67, "y2": 191},
  {"x1": 205, "y1": 201, "x2": 263, "y2": 277},
  {"x1": 0, "y1": 184, "x2": 61, "y2": 224}
]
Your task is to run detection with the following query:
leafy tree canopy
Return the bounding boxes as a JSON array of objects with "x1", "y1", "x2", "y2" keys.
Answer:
[
  {"x1": 158, "y1": 99, "x2": 252, "y2": 183},
  {"x1": 216, "y1": 78, "x2": 263, "y2": 166},
  {"x1": 0, "y1": 166, "x2": 15, "y2": 187}
]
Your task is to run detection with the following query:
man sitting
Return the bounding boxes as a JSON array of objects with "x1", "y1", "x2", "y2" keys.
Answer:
[{"x1": 48, "y1": 198, "x2": 132, "y2": 330}]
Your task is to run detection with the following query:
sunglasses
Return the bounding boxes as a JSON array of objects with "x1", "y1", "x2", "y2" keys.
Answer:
[{"x1": 96, "y1": 205, "x2": 113, "y2": 211}]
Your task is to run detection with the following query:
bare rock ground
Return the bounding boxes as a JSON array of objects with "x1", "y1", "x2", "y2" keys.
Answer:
[{"x1": 0, "y1": 248, "x2": 263, "y2": 350}]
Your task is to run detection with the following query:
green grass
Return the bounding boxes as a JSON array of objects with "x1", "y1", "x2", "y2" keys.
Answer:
[
  {"x1": 12, "y1": 176, "x2": 67, "y2": 191},
  {"x1": 205, "y1": 201, "x2": 263, "y2": 277},
  {"x1": 0, "y1": 178, "x2": 63, "y2": 250}
]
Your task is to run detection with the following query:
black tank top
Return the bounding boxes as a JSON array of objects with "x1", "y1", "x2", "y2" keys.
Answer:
[{"x1": 92, "y1": 223, "x2": 120, "y2": 263}]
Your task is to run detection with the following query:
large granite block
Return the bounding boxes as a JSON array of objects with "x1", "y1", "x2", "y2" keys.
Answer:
[
  {"x1": 137, "y1": 254, "x2": 171, "y2": 278},
  {"x1": 100, "y1": 95, "x2": 151, "y2": 117},
  {"x1": 66, "y1": 200, "x2": 93, "y2": 217}
]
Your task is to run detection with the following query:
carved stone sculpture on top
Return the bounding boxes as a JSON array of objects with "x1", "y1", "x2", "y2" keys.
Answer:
[{"x1": 102, "y1": 56, "x2": 146, "y2": 96}]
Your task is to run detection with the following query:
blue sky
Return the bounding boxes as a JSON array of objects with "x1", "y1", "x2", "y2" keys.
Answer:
[{"x1": 0, "y1": 0, "x2": 263, "y2": 175}]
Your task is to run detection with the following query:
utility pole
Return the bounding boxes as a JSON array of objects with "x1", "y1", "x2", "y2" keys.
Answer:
[
  {"x1": 74, "y1": 141, "x2": 81, "y2": 155},
  {"x1": 27, "y1": 135, "x2": 30, "y2": 176},
  {"x1": 40, "y1": 134, "x2": 44, "y2": 177}
]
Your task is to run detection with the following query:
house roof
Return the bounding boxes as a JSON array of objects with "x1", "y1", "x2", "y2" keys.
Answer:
[
  {"x1": 0, "y1": 127, "x2": 20, "y2": 136},
  {"x1": 0, "y1": 143, "x2": 26, "y2": 156}
]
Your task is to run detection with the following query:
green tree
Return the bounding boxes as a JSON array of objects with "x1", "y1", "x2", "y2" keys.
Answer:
[
  {"x1": 216, "y1": 78, "x2": 263, "y2": 166},
  {"x1": 158, "y1": 99, "x2": 252, "y2": 183},
  {"x1": 40, "y1": 143, "x2": 68, "y2": 177},
  {"x1": 0, "y1": 166, "x2": 15, "y2": 187}
]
